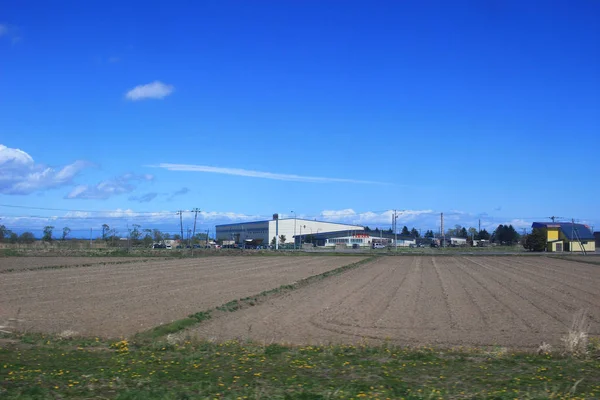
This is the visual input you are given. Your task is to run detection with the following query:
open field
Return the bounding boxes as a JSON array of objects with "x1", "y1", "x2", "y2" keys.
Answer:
[
  {"x1": 0, "y1": 256, "x2": 364, "y2": 338},
  {"x1": 190, "y1": 256, "x2": 600, "y2": 349},
  {"x1": 0, "y1": 256, "x2": 163, "y2": 273}
]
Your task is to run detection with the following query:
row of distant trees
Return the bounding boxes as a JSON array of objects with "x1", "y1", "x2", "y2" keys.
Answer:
[
  {"x1": 0, "y1": 225, "x2": 36, "y2": 244},
  {"x1": 363, "y1": 224, "x2": 522, "y2": 244},
  {"x1": 0, "y1": 224, "x2": 208, "y2": 247}
]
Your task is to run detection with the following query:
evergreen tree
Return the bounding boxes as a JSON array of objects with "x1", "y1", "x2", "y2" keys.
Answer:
[{"x1": 524, "y1": 228, "x2": 547, "y2": 252}]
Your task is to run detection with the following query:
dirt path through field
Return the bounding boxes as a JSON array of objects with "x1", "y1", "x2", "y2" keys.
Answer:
[
  {"x1": 189, "y1": 256, "x2": 600, "y2": 349},
  {"x1": 0, "y1": 256, "x2": 364, "y2": 337}
]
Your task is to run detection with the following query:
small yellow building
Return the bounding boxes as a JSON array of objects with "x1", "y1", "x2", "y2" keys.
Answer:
[{"x1": 532, "y1": 222, "x2": 596, "y2": 253}]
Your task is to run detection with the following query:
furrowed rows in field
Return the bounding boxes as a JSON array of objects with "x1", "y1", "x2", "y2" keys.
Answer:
[
  {"x1": 0, "y1": 256, "x2": 365, "y2": 337},
  {"x1": 190, "y1": 256, "x2": 600, "y2": 349},
  {"x1": 0, "y1": 257, "x2": 162, "y2": 272}
]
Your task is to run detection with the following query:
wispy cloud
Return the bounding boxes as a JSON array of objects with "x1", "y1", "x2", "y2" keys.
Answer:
[
  {"x1": 125, "y1": 81, "x2": 174, "y2": 101},
  {"x1": 66, "y1": 173, "x2": 154, "y2": 200},
  {"x1": 155, "y1": 163, "x2": 388, "y2": 185},
  {"x1": 108, "y1": 56, "x2": 120, "y2": 63},
  {"x1": 167, "y1": 187, "x2": 190, "y2": 201},
  {"x1": 0, "y1": 24, "x2": 22, "y2": 45},
  {"x1": 128, "y1": 192, "x2": 159, "y2": 203},
  {"x1": 0, "y1": 144, "x2": 89, "y2": 195}
]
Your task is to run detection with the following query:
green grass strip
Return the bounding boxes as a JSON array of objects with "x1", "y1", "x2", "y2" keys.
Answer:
[{"x1": 1, "y1": 335, "x2": 599, "y2": 399}]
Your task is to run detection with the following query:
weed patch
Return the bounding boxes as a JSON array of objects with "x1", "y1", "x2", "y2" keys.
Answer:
[{"x1": 1, "y1": 335, "x2": 599, "y2": 399}]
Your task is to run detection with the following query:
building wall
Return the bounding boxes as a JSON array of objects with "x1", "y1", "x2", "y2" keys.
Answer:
[
  {"x1": 215, "y1": 221, "x2": 270, "y2": 244},
  {"x1": 546, "y1": 228, "x2": 559, "y2": 241},
  {"x1": 548, "y1": 241, "x2": 564, "y2": 252},
  {"x1": 216, "y1": 219, "x2": 363, "y2": 246},
  {"x1": 268, "y1": 219, "x2": 364, "y2": 246},
  {"x1": 566, "y1": 241, "x2": 596, "y2": 252}
]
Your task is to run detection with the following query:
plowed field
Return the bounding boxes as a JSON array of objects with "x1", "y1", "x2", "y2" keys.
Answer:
[
  {"x1": 190, "y1": 256, "x2": 600, "y2": 349},
  {"x1": 0, "y1": 257, "x2": 160, "y2": 272},
  {"x1": 0, "y1": 256, "x2": 364, "y2": 337}
]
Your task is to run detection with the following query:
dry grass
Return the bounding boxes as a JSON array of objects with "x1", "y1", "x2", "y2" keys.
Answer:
[{"x1": 561, "y1": 309, "x2": 590, "y2": 356}]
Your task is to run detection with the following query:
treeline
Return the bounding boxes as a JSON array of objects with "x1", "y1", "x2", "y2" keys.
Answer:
[
  {"x1": 363, "y1": 224, "x2": 522, "y2": 245},
  {"x1": 0, "y1": 224, "x2": 208, "y2": 247},
  {"x1": 0, "y1": 225, "x2": 36, "y2": 244}
]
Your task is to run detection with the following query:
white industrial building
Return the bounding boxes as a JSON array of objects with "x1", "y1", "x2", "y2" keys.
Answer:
[{"x1": 215, "y1": 215, "x2": 364, "y2": 247}]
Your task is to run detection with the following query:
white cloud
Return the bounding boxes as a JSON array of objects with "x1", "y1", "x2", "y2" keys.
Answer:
[
  {"x1": 66, "y1": 173, "x2": 154, "y2": 200},
  {"x1": 3, "y1": 206, "x2": 595, "y2": 238},
  {"x1": 155, "y1": 163, "x2": 387, "y2": 185},
  {"x1": 0, "y1": 144, "x2": 89, "y2": 195},
  {"x1": 125, "y1": 81, "x2": 174, "y2": 101},
  {"x1": 319, "y1": 209, "x2": 436, "y2": 226}
]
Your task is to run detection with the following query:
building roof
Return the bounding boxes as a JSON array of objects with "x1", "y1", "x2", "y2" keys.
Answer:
[{"x1": 532, "y1": 222, "x2": 594, "y2": 240}]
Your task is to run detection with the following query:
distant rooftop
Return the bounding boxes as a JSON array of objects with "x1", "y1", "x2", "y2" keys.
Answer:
[{"x1": 532, "y1": 222, "x2": 594, "y2": 240}]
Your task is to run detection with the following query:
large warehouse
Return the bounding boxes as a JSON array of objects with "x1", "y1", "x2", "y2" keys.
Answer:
[{"x1": 216, "y1": 215, "x2": 363, "y2": 247}]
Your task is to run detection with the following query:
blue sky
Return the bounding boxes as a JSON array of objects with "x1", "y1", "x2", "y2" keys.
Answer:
[{"x1": 1, "y1": 0, "x2": 599, "y2": 237}]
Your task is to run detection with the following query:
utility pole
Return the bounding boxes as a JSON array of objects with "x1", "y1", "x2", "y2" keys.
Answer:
[
  {"x1": 441, "y1": 212, "x2": 445, "y2": 248},
  {"x1": 191, "y1": 208, "x2": 200, "y2": 254},
  {"x1": 275, "y1": 214, "x2": 279, "y2": 250},
  {"x1": 206, "y1": 229, "x2": 209, "y2": 247},
  {"x1": 177, "y1": 210, "x2": 184, "y2": 242},
  {"x1": 90, "y1": 228, "x2": 93, "y2": 248},
  {"x1": 393, "y1": 210, "x2": 398, "y2": 251},
  {"x1": 291, "y1": 211, "x2": 297, "y2": 250},
  {"x1": 478, "y1": 219, "x2": 481, "y2": 234}
]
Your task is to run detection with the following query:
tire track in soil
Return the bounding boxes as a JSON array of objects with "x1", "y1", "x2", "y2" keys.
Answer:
[
  {"x1": 188, "y1": 257, "x2": 600, "y2": 349},
  {"x1": 0, "y1": 256, "x2": 365, "y2": 337},
  {"x1": 445, "y1": 257, "x2": 492, "y2": 330},
  {"x1": 308, "y1": 257, "x2": 414, "y2": 331},
  {"x1": 0, "y1": 256, "x2": 295, "y2": 294},
  {"x1": 410, "y1": 257, "x2": 454, "y2": 331},
  {"x1": 517, "y1": 257, "x2": 600, "y2": 283},
  {"x1": 450, "y1": 257, "x2": 535, "y2": 331},
  {"x1": 469, "y1": 257, "x2": 600, "y2": 329},
  {"x1": 444, "y1": 257, "x2": 498, "y2": 331},
  {"x1": 431, "y1": 257, "x2": 457, "y2": 329},
  {"x1": 492, "y1": 257, "x2": 600, "y2": 299},
  {"x1": 463, "y1": 257, "x2": 570, "y2": 332},
  {"x1": 0, "y1": 256, "x2": 329, "y2": 301},
  {"x1": 480, "y1": 256, "x2": 600, "y2": 312}
]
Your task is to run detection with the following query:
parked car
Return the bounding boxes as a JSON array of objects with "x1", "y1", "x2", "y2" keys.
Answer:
[{"x1": 372, "y1": 243, "x2": 386, "y2": 249}]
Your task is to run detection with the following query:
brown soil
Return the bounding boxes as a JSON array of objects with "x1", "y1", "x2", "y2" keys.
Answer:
[
  {"x1": 189, "y1": 256, "x2": 600, "y2": 350},
  {"x1": 0, "y1": 256, "x2": 364, "y2": 338},
  {"x1": 0, "y1": 257, "x2": 159, "y2": 272}
]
